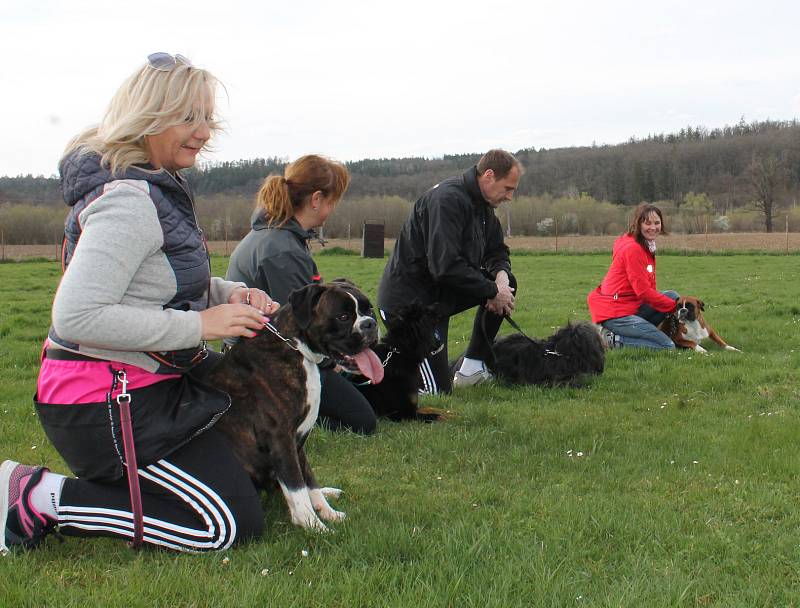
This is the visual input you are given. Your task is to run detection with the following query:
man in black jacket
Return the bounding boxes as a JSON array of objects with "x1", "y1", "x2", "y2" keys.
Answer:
[{"x1": 377, "y1": 149, "x2": 522, "y2": 393}]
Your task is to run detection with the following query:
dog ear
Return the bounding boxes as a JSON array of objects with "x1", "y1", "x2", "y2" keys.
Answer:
[
  {"x1": 289, "y1": 284, "x2": 326, "y2": 330},
  {"x1": 697, "y1": 299, "x2": 705, "y2": 311},
  {"x1": 329, "y1": 277, "x2": 357, "y2": 289}
]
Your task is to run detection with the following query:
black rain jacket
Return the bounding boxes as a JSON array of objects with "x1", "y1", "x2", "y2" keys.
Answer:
[{"x1": 377, "y1": 166, "x2": 510, "y2": 315}]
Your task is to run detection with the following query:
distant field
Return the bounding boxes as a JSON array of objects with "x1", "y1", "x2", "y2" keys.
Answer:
[{"x1": 4, "y1": 232, "x2": 800, "y2": 260}]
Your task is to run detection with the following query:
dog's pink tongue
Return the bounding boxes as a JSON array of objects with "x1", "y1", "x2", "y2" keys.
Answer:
[{"x1": 354, "y1": 349, "x2": 384, "y2": 384}]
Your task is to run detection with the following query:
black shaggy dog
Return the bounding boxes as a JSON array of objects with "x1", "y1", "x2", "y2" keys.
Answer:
[
  {"x1": 354, "y1": 300, "x2": 446, "y2": 422},
  {"x1": 453, "y1": 320, "x2": 606, "y2": 387},
  {"x1": 490, "y1": 321, "x2": 606, "y2": 386}
]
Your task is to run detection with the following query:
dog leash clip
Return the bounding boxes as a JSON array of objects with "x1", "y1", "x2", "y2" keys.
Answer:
[
  {"x1": 381, "y1": 349, "x2": 395, "y2": 367},
  {"x1": 115, "y1": 369, "x2": 131, "y2": 405}
]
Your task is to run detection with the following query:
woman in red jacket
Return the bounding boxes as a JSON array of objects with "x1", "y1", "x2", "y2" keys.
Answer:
[{"x1": 587, "y1": 203, "x2": 678, "y2": 349}]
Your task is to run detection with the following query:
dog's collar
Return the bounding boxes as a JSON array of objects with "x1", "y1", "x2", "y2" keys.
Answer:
[
  {"x1": 381, "y1": 349, "x2": 396, "y2": 367},
  {"x1": 262, "y1": 321, "x2": 322, "y2": 365},
  {"x1": 263, "y1": 321, "x2": 299, "y2": 351},
  {"x1": 380, "y1": 342, "x2": 443, "y2": 368}
]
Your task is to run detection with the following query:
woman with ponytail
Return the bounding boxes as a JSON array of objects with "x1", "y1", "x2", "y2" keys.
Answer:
[{"x1": 226, "y1": 155, "x2": 377, "y2": 434}]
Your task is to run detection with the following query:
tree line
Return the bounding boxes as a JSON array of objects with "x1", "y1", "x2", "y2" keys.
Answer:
[{"x1": 1, "y1": 118, "x2": 798, "y2": 244}]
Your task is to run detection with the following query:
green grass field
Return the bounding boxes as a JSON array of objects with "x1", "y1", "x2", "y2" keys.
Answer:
[{"x1": 1, "y1": 253, "x2": 799, "y2": 607}]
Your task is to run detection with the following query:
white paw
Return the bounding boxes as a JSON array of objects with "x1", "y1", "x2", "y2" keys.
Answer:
[
  {"x1": 694, "y1": 345, "x2": 708, "y2": 354},
  {"x1": 725, "y1": 345, "x2": 742, "y2": 352},
  {"x1": 317, "y1": 507, "x2": 347, "y2": 522},
  {"x1": 291, "y1": 510, "x2": 329, "y2": 532},
  {"x1": 320, "y1": 487, "x2": 342, "y2": 498},
  {"x1": 310, "y1": 487, "x2": 346, "y2": 522}
]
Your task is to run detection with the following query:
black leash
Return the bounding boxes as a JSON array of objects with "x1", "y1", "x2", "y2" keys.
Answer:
[
  {"x1": 503, "y1": 315, "x2": 563, "y2": 357},
  {"x1": 480, "y1": 310, "x2": 563, "y2": 371}
]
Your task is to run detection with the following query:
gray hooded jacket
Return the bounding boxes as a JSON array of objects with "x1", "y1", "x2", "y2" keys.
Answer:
[
  {"x1": 48, "y1": 149, "x2": 243, "y2": 373},
  {"x1": 225, "y1": 211, "x2": 320, "y2": 304}
]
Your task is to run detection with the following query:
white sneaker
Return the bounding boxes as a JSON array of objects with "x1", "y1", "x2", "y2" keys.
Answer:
[{"x1": 452, "y1": 367, "x2": 494, "y2": 388}]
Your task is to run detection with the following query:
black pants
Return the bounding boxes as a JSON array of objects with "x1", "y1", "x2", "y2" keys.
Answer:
[
  {"x1": 58, "y1": 428, "x2": 263, "y2": 552},
  {"x1": 318, "y1": 367, "x2": 377, "y2": 434},
  {"x1": 418, "y1": 272, "x2": 518, "y2": 394}
]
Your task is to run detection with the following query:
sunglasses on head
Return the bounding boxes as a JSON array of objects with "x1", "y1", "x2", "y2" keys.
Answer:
[{"x1": 147, "y1": 52, "x2": 193, "y2": 71}]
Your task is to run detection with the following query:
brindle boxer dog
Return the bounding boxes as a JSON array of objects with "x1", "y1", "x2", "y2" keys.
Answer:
[
  {"x1": 209, "y1": 281, "x2": 384, "y2": 531},
  {"x1": 658, "y1": 296, "x2": 741, "y2": 354}
]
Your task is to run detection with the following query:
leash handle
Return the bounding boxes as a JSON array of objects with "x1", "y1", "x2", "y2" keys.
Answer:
[{"x1": 115, "y1": 370, "x2": 144, "y2": 549}]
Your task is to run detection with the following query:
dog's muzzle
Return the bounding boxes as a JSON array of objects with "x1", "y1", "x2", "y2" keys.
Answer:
[{"x1": 356, "y1": 317, "x2": 379, "y2": 342}]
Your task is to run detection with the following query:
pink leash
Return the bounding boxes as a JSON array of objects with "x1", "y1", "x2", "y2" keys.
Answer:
[{"x1": 115, "y1": 370, "x2": 145, "y2": 548}]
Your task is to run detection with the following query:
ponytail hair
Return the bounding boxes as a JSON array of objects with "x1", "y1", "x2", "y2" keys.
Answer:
[
  {"x1": 256, "y1": 175, "x2": 293, "y2": 226},
  {"x1": 256, "y1": 155, "x2": 350, "y2": 226}
]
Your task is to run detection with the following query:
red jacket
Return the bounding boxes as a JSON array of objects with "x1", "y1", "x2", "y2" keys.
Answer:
[{"x1": 587, "y1": 234, "x2": 676, "y2": 323}]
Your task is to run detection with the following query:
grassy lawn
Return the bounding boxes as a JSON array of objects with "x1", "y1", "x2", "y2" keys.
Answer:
[{"x1": 0, "y1": 253, "x2": 798, "y2": 607}]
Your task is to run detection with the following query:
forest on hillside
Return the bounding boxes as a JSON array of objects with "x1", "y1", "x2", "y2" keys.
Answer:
[{"x1": 2, "y1": 118, "x2": 799, "y2": 244}]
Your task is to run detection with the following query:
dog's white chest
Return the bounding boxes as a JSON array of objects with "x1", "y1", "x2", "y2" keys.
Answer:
[
  {"x1": 682, "y1": 320, "x2": 709, "y2": 343},
  {"x1": 298, "y1": 356, "x2": 322, "y2": 436}
]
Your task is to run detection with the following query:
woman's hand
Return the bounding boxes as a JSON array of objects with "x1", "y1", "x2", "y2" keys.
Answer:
[
  {"x1": 200, "y1": 304, "x2": 270, "y2": 340},
  {"x1": 228, "y1": 286, "x2": 280, "y2": 316}
]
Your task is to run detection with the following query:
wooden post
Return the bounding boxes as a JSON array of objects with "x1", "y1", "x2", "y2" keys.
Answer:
[
  {"x1": 704, "y1": 218, "x2": 709, "y2": 253},
  {"x1": 554, "y1": 216, "x2": 559, "y2": 253},
  {"x1": 787, "y1": 215, "x2": 790, "y2": 255}
]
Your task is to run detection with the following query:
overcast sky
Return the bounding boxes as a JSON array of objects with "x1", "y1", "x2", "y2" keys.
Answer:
[{"x1": 2, "y1": 0, "x2": 799, "y2": 177}]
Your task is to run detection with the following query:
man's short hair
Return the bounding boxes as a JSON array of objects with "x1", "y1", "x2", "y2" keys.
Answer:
[{"x1": 476, "y1": 149, "x2": 524, "y2": 179}]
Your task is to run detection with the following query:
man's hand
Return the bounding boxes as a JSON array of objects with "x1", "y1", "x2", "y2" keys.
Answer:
[{"x1": 485, "y1": 271, "x2": 515, "y2": 315}]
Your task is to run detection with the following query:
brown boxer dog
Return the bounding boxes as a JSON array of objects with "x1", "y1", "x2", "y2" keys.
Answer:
[
  {"x1": 658, "y1": 296, "x2": 741, "y2": 354},
  {"x1": 209, "y1": 281, "x2": 383, "y2": 531}
]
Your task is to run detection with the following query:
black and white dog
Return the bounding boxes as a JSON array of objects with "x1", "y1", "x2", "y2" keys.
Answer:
[
  {"x1": 355, "y1": 301, "x2": 446, "y2": 422},
  {"x1": 453, "y1": 321, "x2": 606, "y2": 387},
  {"x1": 209, "y1": 281, "x2": 383, "y2": 531}
]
